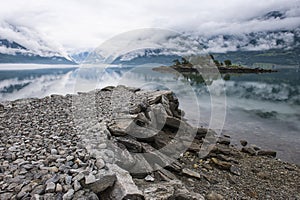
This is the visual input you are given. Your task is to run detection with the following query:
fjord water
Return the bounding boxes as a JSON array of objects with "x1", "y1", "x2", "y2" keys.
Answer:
[{"x1": 0, "y1": 64, "x2": 299, "y2": 164}]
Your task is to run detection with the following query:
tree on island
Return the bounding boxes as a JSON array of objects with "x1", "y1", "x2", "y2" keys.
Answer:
[
  {"x1": 224, "y1": 59, "x2": 232, "y2": 66},
  {"x1": 173, "y1": 59, "x2": 181, "y2": 66},
  {"x1": 181, "y1": 57, "x2": 190, "y2": 65},
  {"x1": 213, "y1": 60, "x2": 220, "y2": 66}
]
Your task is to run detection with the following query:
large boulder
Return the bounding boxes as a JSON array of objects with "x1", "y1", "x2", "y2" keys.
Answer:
[
  {"x1": 81, "y1": 170, "x2": 116, "y2": 194},
  {"x1": 107, "y1": 164, "x2": 144, "y2": 200}
]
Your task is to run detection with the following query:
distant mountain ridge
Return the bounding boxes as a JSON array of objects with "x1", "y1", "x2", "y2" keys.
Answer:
[{"x1": 0, "y1": 22, "x2": 76, "y2": 64}]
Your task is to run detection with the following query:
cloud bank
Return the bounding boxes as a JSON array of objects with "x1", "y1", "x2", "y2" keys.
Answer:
[{"x1": 0, "y1": 0, "x2": 300, "y2": 51}]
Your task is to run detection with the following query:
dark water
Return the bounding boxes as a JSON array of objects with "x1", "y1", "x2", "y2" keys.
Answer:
[{"x1": 0, "y1": 64, "x2": 299, "y2": 164}]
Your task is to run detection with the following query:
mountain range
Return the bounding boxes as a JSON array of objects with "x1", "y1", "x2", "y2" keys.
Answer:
[
  {"x1": 0, "y1": 11, "x2": 299, "y2": 65},
  {"x1": 0, "y1": 22, "x2": 75, "y2": 64}
]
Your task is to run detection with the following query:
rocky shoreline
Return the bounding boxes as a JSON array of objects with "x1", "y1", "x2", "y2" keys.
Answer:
[{"x1": 0, "y1": 86, "x2": 299, "y2": 199}]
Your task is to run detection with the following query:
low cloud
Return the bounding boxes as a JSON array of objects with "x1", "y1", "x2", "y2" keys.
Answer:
[{"x1": 0, "y1": 0, "x2": 299, "y2": 51}]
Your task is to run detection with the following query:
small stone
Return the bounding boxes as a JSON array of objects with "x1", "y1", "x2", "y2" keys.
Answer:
[
  {"x1": 257, "y1": 150, "x2": 276, "y2": 157},
  {"x1": 45, "y1": 182, "x2": 56, "y2": 193},
  {"x1": 56, "y1": 183, "x2": 63, "y2": 192},
  {"x1": 240, "y1": 140, "x2": 248, "y2": 147},
  {"x1": 63, "y1": 189, "x2": 74, "y2": 200},
  {"x1": 85, "y1": 191, "x2": 99, "y2": 200},
  {"x1": 218, "y1": 137, "x2": 230, "y2": 146},
  {"x1": 43, "y1": 193, "x2": 57, "y2": 199},
  {"x1": 66, "y1": 156, "x2": 74, "y2": 161},
  {"x1": 46, "y1": 174, "x2": 60, "y2": 184},
  {"x1": 230, "y1": 165, "x2": 241, "y2": 176},
  {"x1": 50, "y1": 149, "x2": 58, "y2": 155},
  {"x1": 17, "y1": 190, "x2": 29, "y2": 199},
  {"x1": 30, "y1": 194, "x2": 41, "y2": 200},
  {"x1": 49, "y1": 166, "x2": 59, "y2": 173},
  {"x1": 31, "y1": 185, "x2": 45, "y2": 195},
  {"x1": 11, "y1": 153, "x2": 16, "y2": 161},
  {"x1": 73, "y1": 172, "x2": 85, "y2": 182},
  {"x1": 144, "y1": 175, "x2": 155, "y2": 182},
  {"x1": 74, "y1": 158, "x2": 85, "y2": 167},
  {"x1": 98, "y1": 143, "x2": 107, "y2": 149},
  {"x1": 65, "y1": 175, "x2": 72, "y2": 185},
  {"x1": 251, "y1": 145, "x2": 261, "y2": 151},
  {"x1": 182, "y1": 168, "x2": 201, "y2": 179},
  {"x1": 206, "y1": 191, "x2": 224, "y2": 200},
  {"x1": 95, "y1": 158, "x2": 105, "y2": 169},
  {"x1": 0, "y1": 193, "x2": 13, "y2": 199},
  {"x1": 8, "y1": 146, "x2": 18, "y2": 152},
  {"x1": 73, "y1": 180, "x2": 81, "y2": 191},
  {"x1": 241, "y1": 147, "x2": 256, "y2": 156},
  {"x1": 211, "y1": 158, "x2": 232, "y2": 170},
  {"x1": 257, "y1": 171, "x2": 269, "y2": 179},
  {"x1": 85, "y1": 174, "x2": 96, "y2": 185}
]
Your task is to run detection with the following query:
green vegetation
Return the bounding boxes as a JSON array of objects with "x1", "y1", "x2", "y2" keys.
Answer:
[
  {"x1": 210, "y1": 54, "x2": 235, "y2": 68},
  {"x1": 224, "y1": 59, "x2": 232, "y2": 66},
  {"x1": 173, "y1": 59, "x2": 181, "y2": 66},
  {"x1": 172, "y1": 57, "x2": 192, "y2": 67}
]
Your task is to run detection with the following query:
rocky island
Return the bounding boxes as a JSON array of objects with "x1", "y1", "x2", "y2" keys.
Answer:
[
  {"x1": 0, "y1": 86, "x2": 299, "y2": 199},
  {"x1": 153, "y1": 56, "x2": 277, "y2": 74}
]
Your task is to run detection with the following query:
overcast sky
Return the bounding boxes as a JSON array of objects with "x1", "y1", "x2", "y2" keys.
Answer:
[{"x1": 1, "y1": 0, "x2": 300, "y2": 51}]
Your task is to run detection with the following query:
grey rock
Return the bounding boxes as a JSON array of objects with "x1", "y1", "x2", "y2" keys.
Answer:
[
  {"x1": 108, "y1": 164, "x2": 144, "y2": 200},
  {"x1": 17, "y1": 189, "x2": 29, "y2": 199},
  {"x1": 66, "y1": 156, "x2": 74, "y2": 161},
  {"x1": 108, "y1": 115, "x2": 137, "y2": 136},
  {"x1": 257, "y1": 150, "x2": 277, "y2": 157},
  {"x1": 241, "y1": 147, "x2": 256, "y2": 156},
  {"x1": 141, "y1": 180, "x2": 204, "y2": 200},
  {"x1": 0, "y1": 103, "x2": 4, "y2": 111},
  {"x1": 82, "y1": 171, "x2": 116, "y2": 194},
  {"x1": 211, "y1": 158, "x2": 232, "y2": 170},
  {"x1": 182, "y1": 168, "x2": 201, "y2": 179},
  {"x1": 73, "y1": 180, "x2": 81, "y2": 191},
  {"x1": 63, "y1": 189, "x2": 74, "y2": 200},
  {"x1": 230, "y1": 165, "x2": 242, "y2": 176},
  {"x1": 116, "y1": 136, "x2": 143, "y2": 153},
  {"x1": 144, "y1": 175, "x2": 155, "y2": 182},
  {"x1": 240, "y1": 140, "x2": 248, "y2": 147},
  {"x1": 30, "y1": 194, "x2": 42, "y2": 200},
  {"x1": 46, "y1": 174, "x2": 60, "y2": 184},
  {"x1": 65, "y1": 175, "x2": 72, "y2": 185},
  {"x1": 84, "y1": 191, "x2": 99, "y2": 200},
  {"x1": 156, "y1": 167, "x2": 178, "y2": 181},
  {"x1": 50, "y1": 149, "x2": 58, "y2": 155},
  {"x1": 95, "y1": 158, "x2": 105, "y2": 169},
  {"x1": 56, "y1": 183, "x2": 63, "y2": 192},
  {"x1": 206, "y1": 191, "x2": 224, "y2": 200},
  {"x1": 146, "y1": 90, "x2": 173, "y2": 104},
  {"x1": 130, "y1": 154, "x2": 153, "y2": 178},
  {"x1": 72, "y1": 190, "x2": 85, "y2": 200},
  {"x1": 218, "y1": 137, "x2": 231, "y2": 146},
  {"x1": 45, "y1": 182, "x2": 56, "y2": 193},
  {"x1": 31, "y1": 185, "x2": 45, "y2": 195},
  {"x1": 73, "y1": 172, "x2": 85, "y2": 182},
  {"x1": 84, "y1": 173, "x2": 96, "y2": 185},
  {"x1": 43, "y1": 193, "x2": 57, "y2": 200}
]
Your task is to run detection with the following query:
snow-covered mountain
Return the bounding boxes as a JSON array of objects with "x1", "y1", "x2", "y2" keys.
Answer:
[
  {"x1": 69, "y1": 50, "x2": 91, "y2": 64},
  {"x1": 70, "y1": 10, "x2": 300, "y2": 65},
  {"x1": 0, "y1": 22, "x2": 75, "y2": 64}
]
